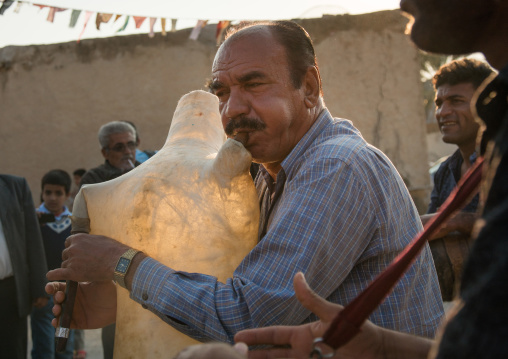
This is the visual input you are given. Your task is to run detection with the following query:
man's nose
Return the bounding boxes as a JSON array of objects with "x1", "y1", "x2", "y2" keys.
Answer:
[
  {"x1": 224, "y1": 88, "x2": 249, "y2": 120},
  {"x1": 436, "y1": 102, "x2": 452, "y2": 119},
  {"x1": 123, "y1": 145, "x2": 136, "y2": 154}
]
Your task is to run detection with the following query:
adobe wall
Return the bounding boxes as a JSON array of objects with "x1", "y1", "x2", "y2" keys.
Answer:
[{"x1": 0, "y1": 10, "x2": 431, "y2": 212}]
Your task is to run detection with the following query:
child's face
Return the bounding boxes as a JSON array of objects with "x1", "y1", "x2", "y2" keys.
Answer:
[
  {"x1": 73, "y1": 174, "x2": 82, "y2": 187},
  {"x1": 42, "y1": 184, "x2": 69, "y2": 215}
]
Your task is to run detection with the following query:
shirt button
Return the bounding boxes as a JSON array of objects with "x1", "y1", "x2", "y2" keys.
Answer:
[
  {"x1": 142, "y1": 293, "x2": 149, "y2": 301},
  {"x1": 142, "y1": 304, "x2": 148, "y2": 309}
]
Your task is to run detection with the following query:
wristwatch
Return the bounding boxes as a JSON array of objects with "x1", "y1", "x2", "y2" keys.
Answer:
[{"x1": 113, "y1": 248, "x2": 141, "y2": 289}]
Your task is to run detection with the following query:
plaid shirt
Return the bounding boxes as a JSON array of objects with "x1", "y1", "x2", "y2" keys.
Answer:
[
  {"x1": 131, "y1": 109, "x2": 444, "y2": 343},
  {"x1": 428, "y1": 149, "x2": 479, "y2": 213}
]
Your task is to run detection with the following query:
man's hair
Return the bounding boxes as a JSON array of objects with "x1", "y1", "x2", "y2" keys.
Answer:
[
  {"x1": 433, "y1": 58, "x2": 494, "y2": 90},
  {"x1": 122, "y1": 121, "x2": 140, "y2": 143},
  {"x1": 41, "y1": 169, "x2": 72, "y2": 194},
  {"x1": 224, "y1": 20, "x2": 322, "y2": 94},
  {"x1": 73, "y1": 168, "x2": 86, "y2": 177},
  {"x1": 98, "y1": 121, "x2": 136, "y2": 149}
]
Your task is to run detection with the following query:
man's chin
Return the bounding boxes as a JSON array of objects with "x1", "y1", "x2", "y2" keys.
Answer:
[{"x1": 118, "y1": 162, "x2": 135, "y2": 171}]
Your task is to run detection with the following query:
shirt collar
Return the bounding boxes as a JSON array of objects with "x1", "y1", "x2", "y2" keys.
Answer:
[
  {"x1": 469, "y1": 151, "x2": 478, "y2": 164},
  {"x1": 257, "y1": 108, "x2": 333, "y2": 184},
  {"x1": 38, "y1": 203, "x2": 71, "y2": 221}
]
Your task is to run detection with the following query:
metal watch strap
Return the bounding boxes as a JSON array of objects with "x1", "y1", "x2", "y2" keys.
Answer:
[{"x1": 114, "y1": 248, "x2": 141, "y2": 289}]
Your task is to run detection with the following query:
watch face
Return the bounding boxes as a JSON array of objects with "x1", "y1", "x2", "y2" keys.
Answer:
[{"x1": 116, "y1": 257, "x2": 130, "y2": 274}]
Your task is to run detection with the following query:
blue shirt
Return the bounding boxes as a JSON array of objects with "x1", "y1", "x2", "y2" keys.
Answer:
[
  {"x1": 427, "y1": 149, "x2": 479, "y2": 213},
  {"x1": 130, "y1": 109, "x2": 444, "y2": 343},
  {"x1": 135, "y1": 149, "x2": 157, "y2": 163}
]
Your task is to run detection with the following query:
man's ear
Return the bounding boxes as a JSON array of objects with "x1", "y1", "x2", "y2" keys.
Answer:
[
  {"x1": 101, "y1": 148, "x2": 109, "y2": 159},
  {"x1": 303, "y1": 66, "x2": 321, "y2": 109}
]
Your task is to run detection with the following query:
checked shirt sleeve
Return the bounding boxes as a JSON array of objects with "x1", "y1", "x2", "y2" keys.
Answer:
[{"x1": 130, "y1": 154, "x2": 379, "y2": 343}]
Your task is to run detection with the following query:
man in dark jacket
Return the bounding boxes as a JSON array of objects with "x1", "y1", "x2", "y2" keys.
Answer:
[{"x1": 0, "y1": 174, "x2": 48, "y2": 359}]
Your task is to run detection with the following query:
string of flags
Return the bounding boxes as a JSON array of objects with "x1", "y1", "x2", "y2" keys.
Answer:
[{"x1": 0, "y1": 0, "x2": 232, "y2": 44}]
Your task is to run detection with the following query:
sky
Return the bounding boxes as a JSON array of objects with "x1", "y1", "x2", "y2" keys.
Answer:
[{"x1": 0, "y1": 0, "x2": 401, "y2": 48}]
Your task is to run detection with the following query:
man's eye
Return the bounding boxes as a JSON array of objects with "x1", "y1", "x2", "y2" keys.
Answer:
[{"x1": 215, "y1": 90, "x2": 228, "y2": 99}]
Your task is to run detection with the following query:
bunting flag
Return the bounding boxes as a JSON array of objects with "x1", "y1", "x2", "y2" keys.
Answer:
[
  {"x1": 133, "y1": 16, "x2": 146, "y2": 29},
  {"x1": 1, "y1": 1, "x2": 228, "y2": 42},
  {"x1": 216, "y1": 20, "x2": 230, "y2": 45},
  {"x1": 161, "y1": 18, "x2": 167, "y2": 36},
  {"x1": 77, "y1": 10, "x2": 93, "y2": 43},
  {"x1": 189, "y1": 19, "x2": 208, "y2": 40},
  {"x1": 96, "y1": 13, "x2": 113, "y2": 30},
  {"x1": 47, "y1": 7, "x2": 56, "y2": 22},
  {"x1": 116, "y1": 15, "x2": 130, "y2": 32},
  {"x1": 148, "y1": 17, "x2": 156, "y2": 38},
  {"x1": 47, "y1": 7, "x2": 65, "y2": 23},
  {"x1": 14, "y1": 1, "x2": 22, "y2": 13},
  {"x1": 69, "y1": 9, "x2": 81, "y2": 28},
  {"x1": 0, "y1": 0, "x2": 14, "y2": 15}
]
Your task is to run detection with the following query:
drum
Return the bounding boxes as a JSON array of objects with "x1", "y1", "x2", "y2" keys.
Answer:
[{"x1": 72, "y1": 90, "x2": 259, "y2": 358}]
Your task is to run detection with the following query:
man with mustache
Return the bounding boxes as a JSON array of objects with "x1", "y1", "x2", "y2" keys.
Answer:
[
  {"x1": 226, "y1": 1, "x2": 508, "y2": 358},
  {"x1": 47, "y1": 21, "x2": 443, "y2": 346}
]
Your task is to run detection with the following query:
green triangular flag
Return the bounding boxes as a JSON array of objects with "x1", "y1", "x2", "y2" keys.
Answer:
[{"x1": 117, "y1": 16, "x2": 130, "y2": 32}]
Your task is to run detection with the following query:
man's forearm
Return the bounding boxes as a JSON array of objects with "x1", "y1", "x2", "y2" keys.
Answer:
[{"x1": 421, "y1": 211, "x2": 477, "y2": 240}]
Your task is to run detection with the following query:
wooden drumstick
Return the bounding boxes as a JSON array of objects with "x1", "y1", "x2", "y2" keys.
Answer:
[
  {"x1": 56, "y1": 223, "x2": 90, "y2": 352},
  {"x1": 55, "y1": 280, "x2": 78, "y2": 352}
]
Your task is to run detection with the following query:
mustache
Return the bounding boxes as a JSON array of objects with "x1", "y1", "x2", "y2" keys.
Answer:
[{"x1": 224, "y1": 116, "x2": 266, "y2": 136}]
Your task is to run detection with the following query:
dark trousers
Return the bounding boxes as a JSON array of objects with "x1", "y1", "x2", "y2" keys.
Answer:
[
  {"x1": 101, "y1": 323, "x2": 115, "y2": 359},
  {"x1": 0, "y1": 276, "x2": 27, "y2": 359},
  {"x1": 31, "y1": 296, "x2": 75, "y2": 359}
]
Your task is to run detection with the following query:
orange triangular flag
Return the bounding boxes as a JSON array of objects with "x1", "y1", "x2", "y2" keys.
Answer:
[
  {"x1": 96, "y1": 13, "x2": 113, "y2": 30},
  {"x1": 216, "y1": 21, "x2": 230, "y2": 45},
  {"x1": 161, "y1": 18, "x2": 167, "y2": 36}
]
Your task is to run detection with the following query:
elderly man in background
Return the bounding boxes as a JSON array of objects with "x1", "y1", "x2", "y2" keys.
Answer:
[
  {"x1": 80, "y1": 121, "x2": 140, "y2": 188},
  {"x1": 78, "y1": 120, "x2": 140, "y2": 359}
]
